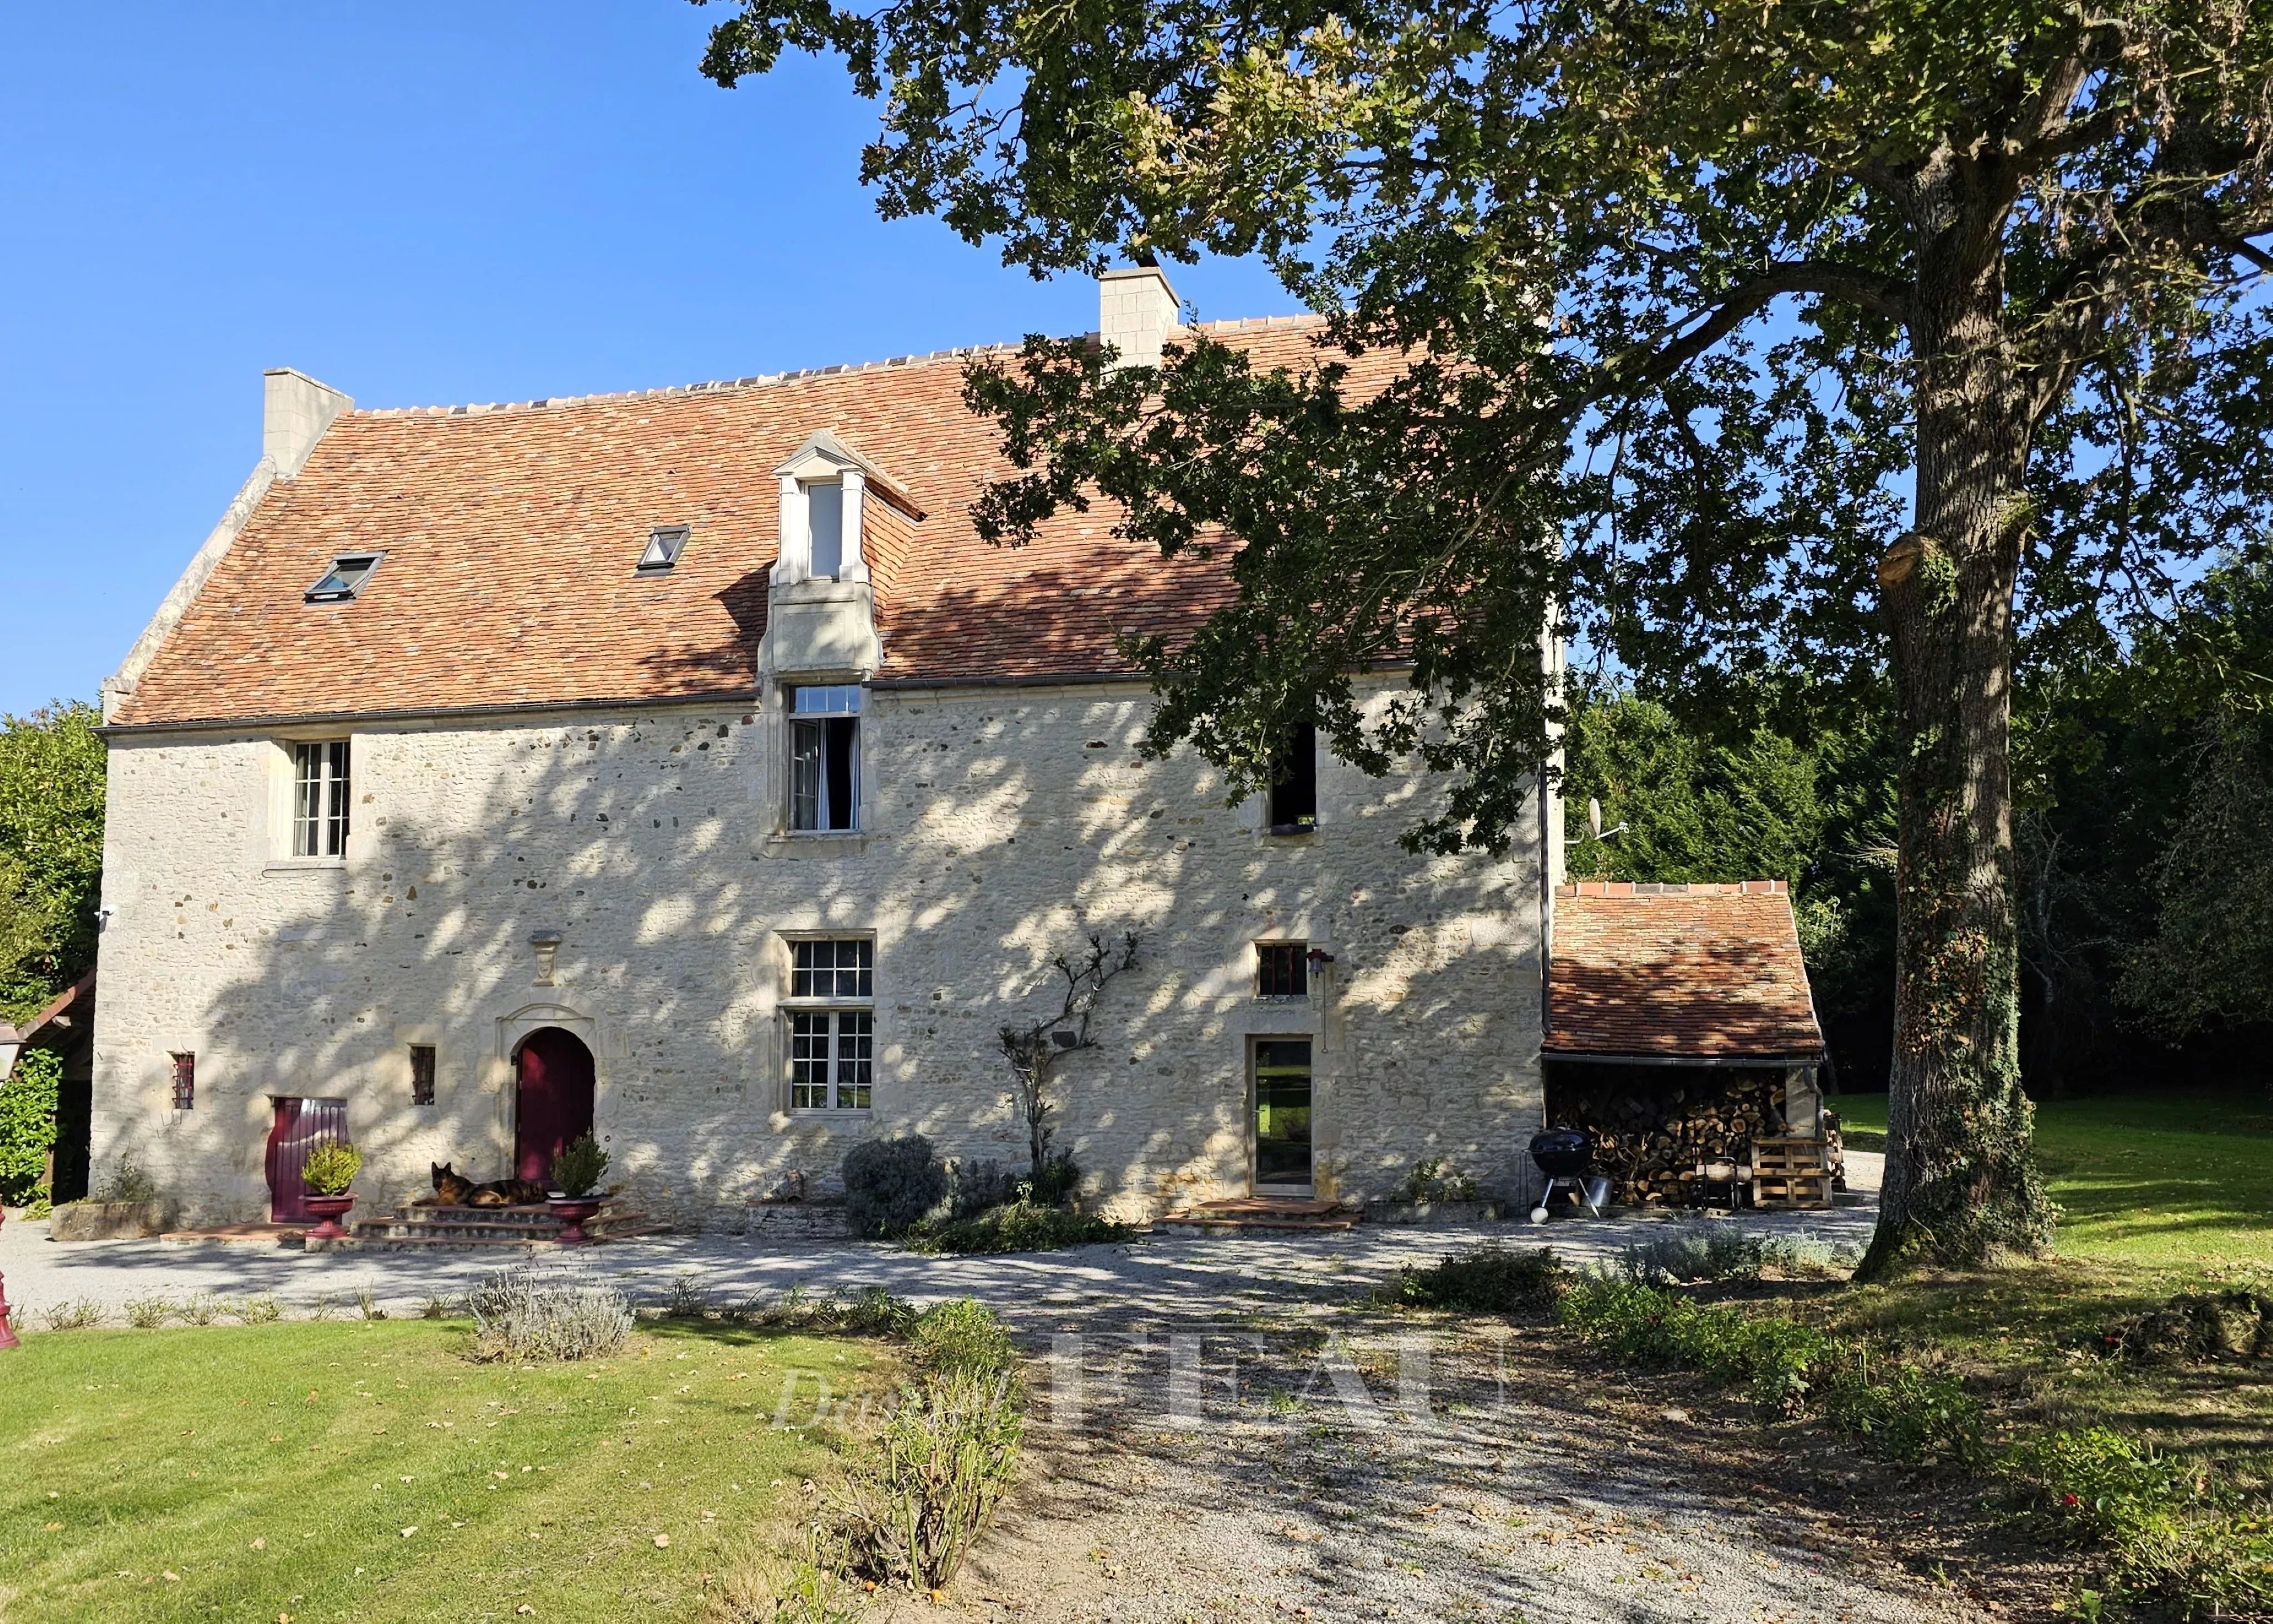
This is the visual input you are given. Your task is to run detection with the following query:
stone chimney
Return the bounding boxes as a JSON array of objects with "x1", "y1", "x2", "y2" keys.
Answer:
[
  {"x1": 1098, "y1": 264, "x2": 1181, "y2": 370},
  {"x1": 263, "y1": 367, "x2": 353, "y2": 479}
]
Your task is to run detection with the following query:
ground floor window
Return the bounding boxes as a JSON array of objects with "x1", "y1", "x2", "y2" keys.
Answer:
[{"x1": 789, "y1": 1009, "x2": 872, "y2": 1110}]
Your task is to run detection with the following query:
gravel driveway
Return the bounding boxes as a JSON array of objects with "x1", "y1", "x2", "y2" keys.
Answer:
[{"x1": 3, "y1": 1181, "x2": 1994, "y2": 1623}]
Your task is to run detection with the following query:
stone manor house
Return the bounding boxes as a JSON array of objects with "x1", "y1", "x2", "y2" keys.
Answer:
[{"x1": 89, "y1": 269, "x2": 1593, "y2": 1230}]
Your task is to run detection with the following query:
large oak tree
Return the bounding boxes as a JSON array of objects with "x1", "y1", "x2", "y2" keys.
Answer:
[{"x1": 698, "y1": 0, "x2": 2273, "y2": 1272}]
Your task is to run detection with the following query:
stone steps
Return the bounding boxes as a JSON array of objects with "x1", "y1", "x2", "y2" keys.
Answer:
[
  {"x1": 343, "y1": 1203, "x2": 655, "y2": 1249},
  {"x1": 1154, "y1": 1197, "x2": 1362, "y2": 1236}
]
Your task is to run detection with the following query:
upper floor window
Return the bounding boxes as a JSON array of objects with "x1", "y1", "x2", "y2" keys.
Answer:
[
  {"x1": 170, "y1": 1051, "x2": 195, "y2": 1110},
  {"x1": 305, "y1": 552, "x2": 382, "y2": 603},
  {"x1": 1257, "y1": 942, "x2": 1309, "y2": 998},
  {"x1": 409, "y1": 1043, "x2": 437, "y2": 1106},
  {"x1": 292, "y1": 740, "x2": 352, "y2": 858},
  {"x1": 786, "y1": 937, "x2": 873, "y2": 1111},
  {"x1": 790, "y1": 685, "x2": 860, "y2": 832},
  {"x1": 1266, "y1": 722, "x2": 1318, "y2": 833},
  {"x1": 806, "y1": 482, "x2": 845, "y2": 579}
]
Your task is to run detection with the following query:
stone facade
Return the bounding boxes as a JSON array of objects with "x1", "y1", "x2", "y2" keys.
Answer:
[{"x1": 92, "y1": 679, "x2": 1552, "y2": 1227}]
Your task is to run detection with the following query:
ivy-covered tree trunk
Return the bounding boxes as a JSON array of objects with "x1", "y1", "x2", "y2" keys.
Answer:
[{"x1": 1861, "y1": 261, "x2": 2057, "y2": 1278}]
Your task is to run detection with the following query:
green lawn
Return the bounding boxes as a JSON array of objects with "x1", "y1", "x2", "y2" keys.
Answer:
[
  {"x1": 1833, "y1": 1090, "x2": 2273, "y2": 1269},
  {"x1": 1820, "y1": 1091, "x2": 2273, "y2": 1461},
  {"x1": 0, "y1": 1319, "x2": 880, "y2": 1624}
]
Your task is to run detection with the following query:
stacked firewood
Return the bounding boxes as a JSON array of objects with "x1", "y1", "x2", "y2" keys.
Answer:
[{"x1": 1557, "y1": 1075, "x2": 1786, "y2": 1208}]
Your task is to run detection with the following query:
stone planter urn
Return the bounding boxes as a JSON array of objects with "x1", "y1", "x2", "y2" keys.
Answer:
[
  {"x1": 547, "y1": 1195, "x2": 604, "y2": 1246},
  {"x1": 302, "y1": 1193, "x2": 357, "y2": 1243}
]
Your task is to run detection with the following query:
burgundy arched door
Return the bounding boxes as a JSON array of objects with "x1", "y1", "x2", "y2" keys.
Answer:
[{"x1": 514, "y1": 1028, "x2": 595, "y2": 1186}]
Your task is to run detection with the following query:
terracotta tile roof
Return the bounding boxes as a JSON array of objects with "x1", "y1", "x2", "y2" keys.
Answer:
[
  {"x1": 1546, "y1": 882, "x2": 1825, "y2": 1061},
  {"x1": 113, "y1": 316, "x2": 1384, "y2": 728}
]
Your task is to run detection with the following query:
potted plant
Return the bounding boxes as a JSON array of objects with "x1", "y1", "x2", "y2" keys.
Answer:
[
  {"x1": 547, "y1": 1134, "x2": 609, "y2": 1245},
  {"x1": 300, "y1": 1141, "x2": 363, "y2": 1242}
]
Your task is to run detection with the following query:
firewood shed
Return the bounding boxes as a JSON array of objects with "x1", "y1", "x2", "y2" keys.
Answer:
[{"x1": 1543, "y1": 882, "x2": 1835, "y2": 1210}]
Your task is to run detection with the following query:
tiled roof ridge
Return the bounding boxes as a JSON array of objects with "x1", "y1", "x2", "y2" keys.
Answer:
[
  {"x1": 354, "y1": 312, "x2": 1330, "y2": 422},
  {"x1": 1558, "y1": 879, "x2": 1787, "y2": 897}
]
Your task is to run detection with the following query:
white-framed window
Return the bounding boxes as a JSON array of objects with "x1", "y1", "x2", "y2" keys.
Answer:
[
  {"x1": 805, "y1": 482, "x2": 845, "y2": 579},
  {"x1": 292, "y1": 740, "x2": 352, "y2": 858},
  {"x1": 785, "y1": 937, "x2": 874, "y2": 1111},
  {"x1": 789, "y1": 685, "x2": 861, "y2": 831}
]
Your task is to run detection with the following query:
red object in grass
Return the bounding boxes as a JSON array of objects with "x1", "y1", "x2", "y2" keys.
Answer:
[
  {"x1": 547, "y1": 1195, "x2": 604, "y2": 1246},
  {"x1": 0, "y1": 1207, "x2": 18, "y2": 1351},
  {"x1": 301, "y1": 1193, "x2": 357, "y2": 1243},
  {"x1": 2062, "y1": 1493, "x2": 2080, "y2": 1506}
]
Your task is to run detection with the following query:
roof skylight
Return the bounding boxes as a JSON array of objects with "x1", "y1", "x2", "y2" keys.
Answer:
[
  {"x1": 304, "y1": 553, "x2": 382, "y2": 604},
  {"x1": 638, "y1": 526, "x2": 690, "y2": 573}
]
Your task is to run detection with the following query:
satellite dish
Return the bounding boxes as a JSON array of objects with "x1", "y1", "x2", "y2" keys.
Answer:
[{"x1": 1588, "y1": 798, "x2": 1604, "y2": 839}]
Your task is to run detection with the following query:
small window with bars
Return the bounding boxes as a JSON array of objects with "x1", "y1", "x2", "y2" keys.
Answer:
[
  {"x1": 410, "y1": 1044, "x2": 437, "y2": 1106},
  {"x1": 292, "y1": 740, "x2": 352, "y2": 858},
  {"x1": 785, "y1": 937, "x2": 875, "y2": 1111},
  {"x1": 1257, "y1": 942, "x2": 1309, "y2": 999},
  {"x1": 170, "y1": 1051, "x2": 195, "y2": 1110}
]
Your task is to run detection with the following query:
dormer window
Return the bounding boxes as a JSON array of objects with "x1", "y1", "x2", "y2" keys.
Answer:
[
  {"x1": 805, "y1": 483, "x2": 845, "y2": 579},
  {"x1": 637, "y1": 525, "x2": 689, "y2": 573},
  {"x1": 305, "y1": 553, "x2": 381, "y2": 603}
]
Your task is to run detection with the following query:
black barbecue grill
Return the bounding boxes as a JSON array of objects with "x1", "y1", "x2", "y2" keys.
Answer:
[{"x1": 1527, "y1": 1129, "x2": 1610, "y2": 1221}]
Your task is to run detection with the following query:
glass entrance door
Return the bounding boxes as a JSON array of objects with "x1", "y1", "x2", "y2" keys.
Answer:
[{"x1": 1253, "y1": 1038, "x2": 1314, "y2": 1190}]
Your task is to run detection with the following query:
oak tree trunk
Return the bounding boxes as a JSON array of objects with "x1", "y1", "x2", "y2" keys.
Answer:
[{"x1": 1858, "y1": 256, "x2": 2058, "y2": 1279}]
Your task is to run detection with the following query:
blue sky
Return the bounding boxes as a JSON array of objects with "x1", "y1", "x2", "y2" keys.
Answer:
[{"x1": 0, "y1": 3, "x2": 1296, "y2": 716}]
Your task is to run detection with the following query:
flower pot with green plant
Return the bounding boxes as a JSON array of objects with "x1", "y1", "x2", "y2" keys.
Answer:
[
  {"x1": 300, "y1": 1140, "x2": 364, "y2": 1242},
  {"x1": 547, "y1": 1134, "x2": 609, "y2": 1244}
]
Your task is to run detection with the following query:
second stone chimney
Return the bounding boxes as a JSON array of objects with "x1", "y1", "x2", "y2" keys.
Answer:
[
  {"x1": 263, "y1": 367, "x2": 353, "y2": 479},
  {"x1": 1098, "y1": 264, "x2": 1181, "y2": 371}
]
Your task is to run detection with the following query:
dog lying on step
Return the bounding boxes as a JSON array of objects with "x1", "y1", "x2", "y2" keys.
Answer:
[{"x1": 420, "y1": 1162, "x2": 549, "y2": 1208}]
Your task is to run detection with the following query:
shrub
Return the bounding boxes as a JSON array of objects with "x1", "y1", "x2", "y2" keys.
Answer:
[
  {"x1": 1817, "y1": 1352, "x2": 1984, "y2": 1465},
  {"x1": 843, "y1": 1135, "x2": 948, "y2": 1239},
  {"x1": 1998, "y1": 1428, "x2": 2273, "y2": 1620},
  {"x1": 1612, "y1": 1222, "x2": 1761, "y2": 1287},
  {"x1": 660, "y1": 1274, "x2": 714, "y2": 1320},
  {"x1": 125, "y1": 1296, "x2": 176, "y2": 1329},
  {"x1": 1395, "y1": 1156, "x2": 1480, "y2": 1203},
  {"x1": 0, "y1": 1046, "x2": 61, "y2": 1205},
  {"x1": 41, "y1": 1297, "x2": 105, "y2": 1331},
  {"x1": 1022, "y1": 1150, "x2": 1081, "y2": 1208},
  {"x1": 945, "y1": 1157, "x2": 1016, "y2": 1221},
  {"x1": 468, "y1": 1264, "x2": 633, "y2": 1362},
  {"x1": 841, "y1": 1369, "x2": 1024, "y2": 1591},
  {"x1": 909, "y1": 1200, "x2": 1135, "y2": 1255},
  {"x1": 1381, "y1": 1243, "x2": 1569, "y2": 1313},
  {"x1": 1755, "y1": 1230, "x2": 1863, "y2": 1278},
  {"x1": 301, "y1": 1140, "x2": 363, "y2": 1197},
  {"x1": 180, "y1": 1293, "x2": 223, "y2": 1327},
  {"x1": 910, "y1": 1299, "x2": 1021, "y2": 1385},
  {"x1": 233, "y1": 1293, "x2": 282, "y2": 1325},
  {"x1": 1560, "y1": 1279, "x2": 1828, "y2": 1412},
  {"x1": 734, "y1": 1284, "x2": 916, "y2": 1338},
  {"x1": 550, "y1": 1133, "x2": 609, "y2": 1198},
  {"x1": 90, "y1": 1157, "x2": 158, "y2": 1204}
]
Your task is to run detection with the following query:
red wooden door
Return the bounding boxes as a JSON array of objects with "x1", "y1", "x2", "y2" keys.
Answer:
[
  {"x1": 266, "y1": 1097, "x2": 347, "y2": 1222},
  {"x1": 514, "y1": 1028, "x2": 595, "y2": 1186}
]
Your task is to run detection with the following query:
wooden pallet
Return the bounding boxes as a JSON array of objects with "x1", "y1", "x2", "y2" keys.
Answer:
[{"x1": 1750, "y1": 1136, "x2": 1833, "y2": 1209}]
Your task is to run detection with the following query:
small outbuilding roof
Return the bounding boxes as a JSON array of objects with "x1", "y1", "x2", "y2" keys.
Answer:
[{"x1": 1545, "y1": 881, "x2": 1825, "y2": 1064}]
